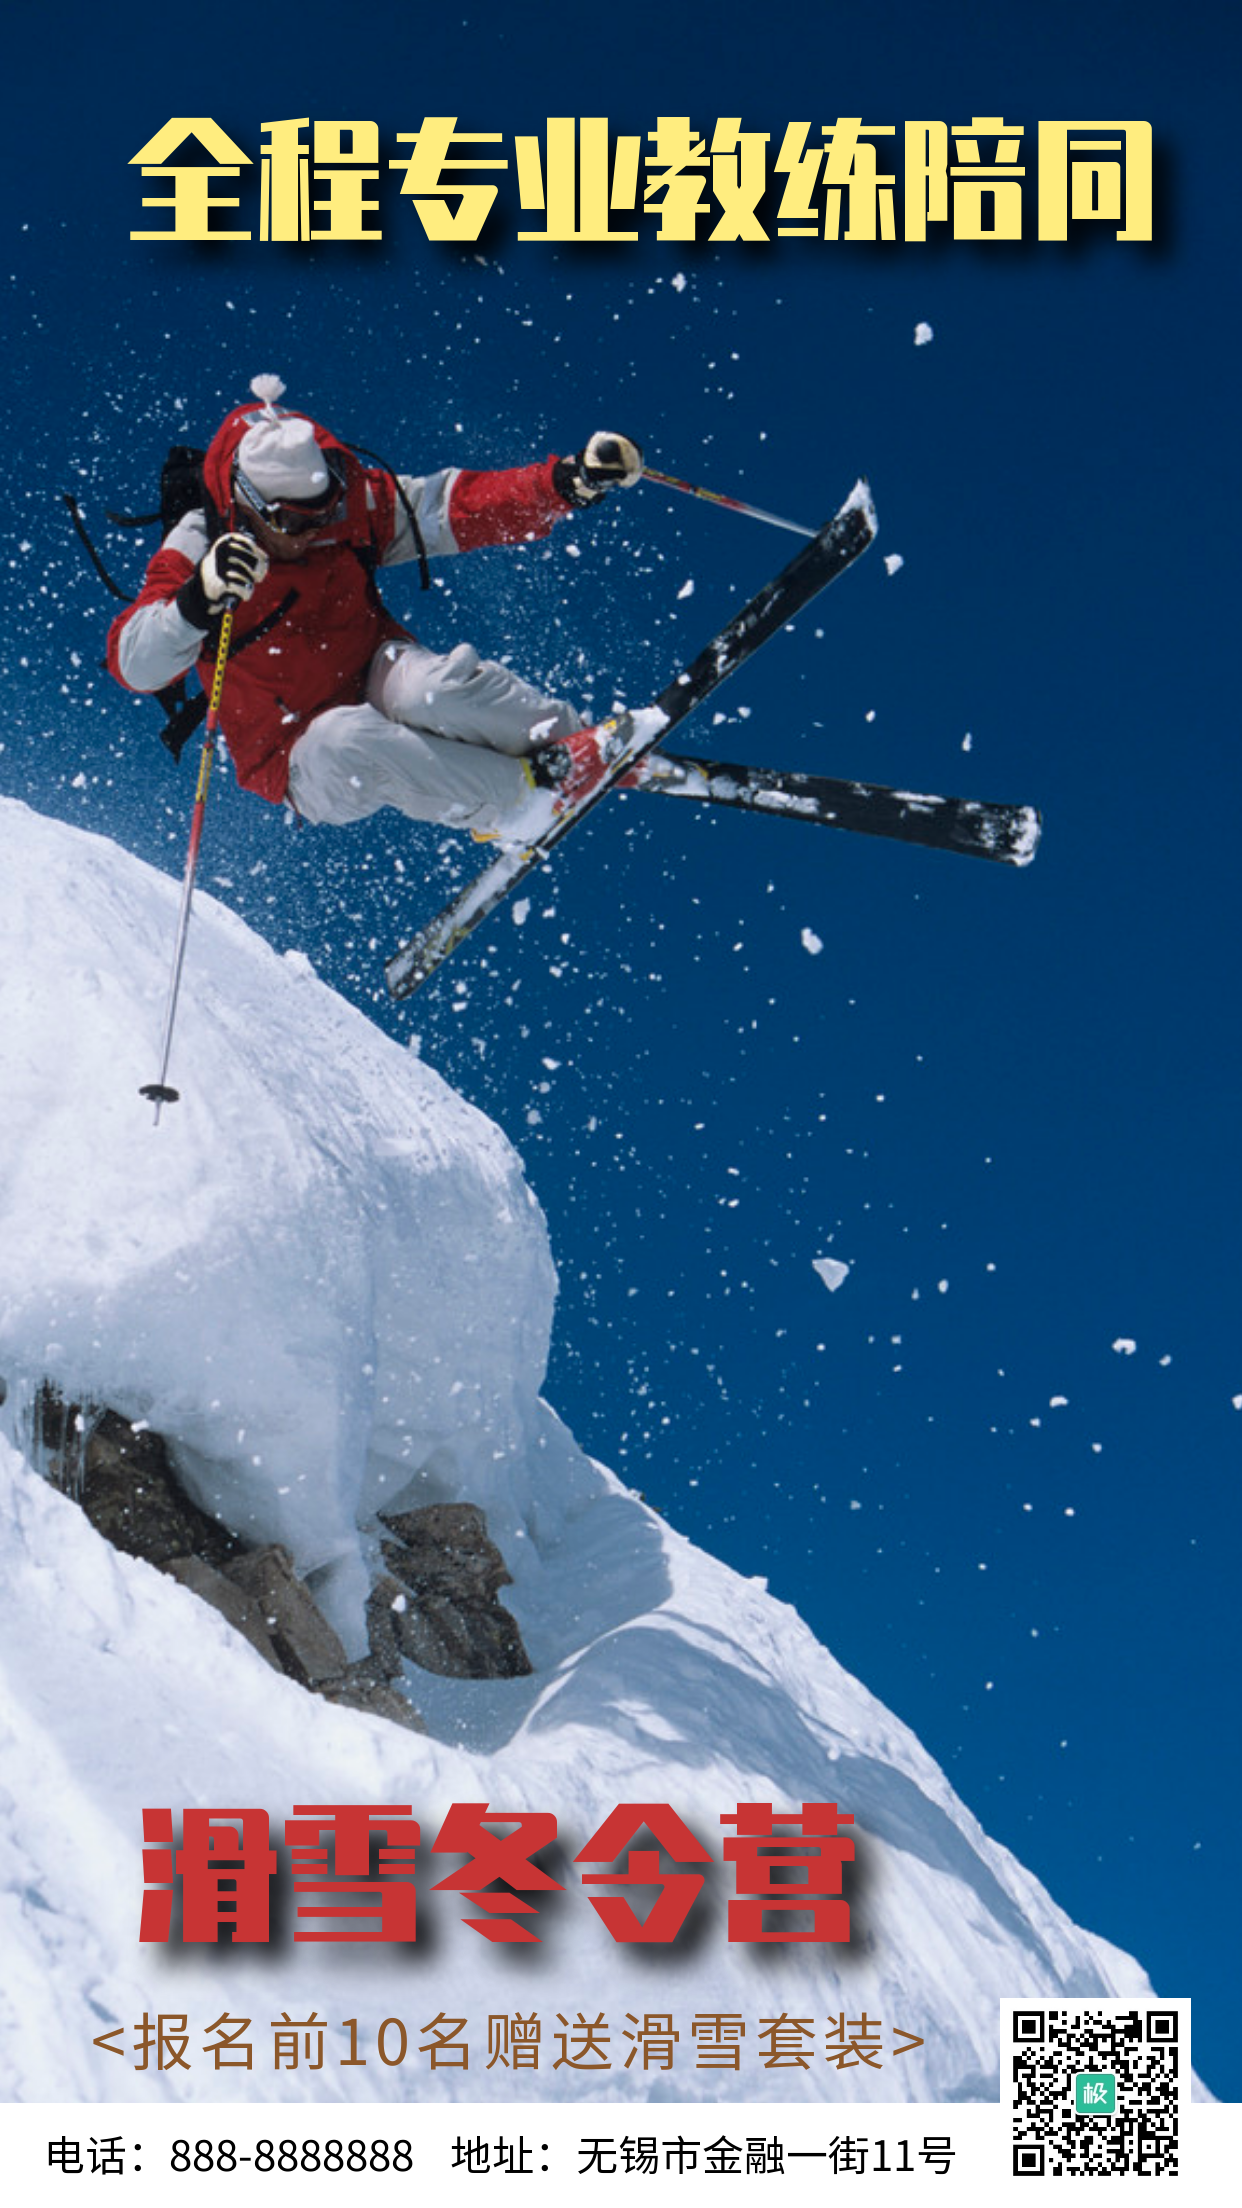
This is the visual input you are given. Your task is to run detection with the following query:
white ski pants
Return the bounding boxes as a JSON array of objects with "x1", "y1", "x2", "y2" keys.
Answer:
[{"x1": 286, "y1": 638, "x2": 581, "y2": 833}]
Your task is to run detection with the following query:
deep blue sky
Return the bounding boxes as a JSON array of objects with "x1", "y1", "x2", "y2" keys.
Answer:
[{"x1": 4, "y1": 0, "x2": 1237, "y2": 2098}]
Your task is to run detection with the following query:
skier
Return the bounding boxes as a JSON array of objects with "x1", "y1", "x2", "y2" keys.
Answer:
[{"x1": 107, "y1": 376, "x2": 643, "y2": 843}]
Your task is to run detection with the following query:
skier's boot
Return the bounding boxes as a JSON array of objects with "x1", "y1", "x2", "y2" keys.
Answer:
[
  {"x1": 478, "y1": 726, "x2": 618, "y2": 846},
  {"x1": 530, "y1": 725, "x2": 617, "y2": 805}
]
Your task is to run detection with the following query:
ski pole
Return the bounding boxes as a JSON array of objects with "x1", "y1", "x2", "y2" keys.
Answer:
[
  {"x1": 642, "y1": 464, "x2": 815, "y2": 540},
  {"x1": 140, "y1": 601, "x2": 236, "y2": 1124}
]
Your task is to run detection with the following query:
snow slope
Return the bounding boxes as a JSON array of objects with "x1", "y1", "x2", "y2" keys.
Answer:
[
  {"x1": 0, "y1": 798, "x2": 1174, "y2": 2104},
  {"x1": 0, "y1": 797, "x2": 558, "y2": 1651}
]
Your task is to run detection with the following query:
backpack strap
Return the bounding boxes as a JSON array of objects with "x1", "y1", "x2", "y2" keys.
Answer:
[
  {"x1": 157, "y1": 683, "x2": 208, "y2": 761},
  {"x1": 62, "y1": 495, "x2": 131, "y2": 602},
  {"x1": 345, "y1": 440, "x2": 431, "y2": 592}
]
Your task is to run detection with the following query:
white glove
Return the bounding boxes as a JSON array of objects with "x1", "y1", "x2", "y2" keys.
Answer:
[
  {"x1": 554, "y1": 433, "x2": 644, "y2": 507},
  {"x1": 200, "y1": 532, "x2": 269, "y2": 604},
  {"x1": 581, "y1": 431, "x2": 644, "y2": 488},
  {"x1": 177, "y1": 532, "x2": 269, "y2": 630}
]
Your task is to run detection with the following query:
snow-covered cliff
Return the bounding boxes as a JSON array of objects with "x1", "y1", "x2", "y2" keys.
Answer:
[{"x1": 0, "y1": 798, "x2": 1167, "y2": 2104}]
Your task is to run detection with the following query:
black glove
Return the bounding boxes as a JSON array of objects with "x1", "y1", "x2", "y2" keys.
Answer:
[
  {"x1": 177, "y1": 532, "x2": 270, "y2": 630},
  {"x1": 553, "y1": 432, "x2": 644, "y2": 509}
]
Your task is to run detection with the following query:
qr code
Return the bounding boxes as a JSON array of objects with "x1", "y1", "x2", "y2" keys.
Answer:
[{"x1": 1003, "y1": 1998, "x2": 1188, "y2": 2177}]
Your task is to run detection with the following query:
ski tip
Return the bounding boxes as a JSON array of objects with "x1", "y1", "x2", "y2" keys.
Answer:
[
  {"x1": 1007, "y1": 807, "x2": 1043, "y2": 866},
  {"x1": 841, "y1": 477, "x2": 878, "y2": 540}
]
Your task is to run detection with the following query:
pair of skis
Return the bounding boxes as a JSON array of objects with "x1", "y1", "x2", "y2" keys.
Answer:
[{"x1": 385, "y1": 483, "x2": 1039, "y2": 1002}]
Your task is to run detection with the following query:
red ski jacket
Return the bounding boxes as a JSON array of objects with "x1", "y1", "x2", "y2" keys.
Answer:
[{"x1": 108, "y1": 402, "x2": 574, "y2": 803}]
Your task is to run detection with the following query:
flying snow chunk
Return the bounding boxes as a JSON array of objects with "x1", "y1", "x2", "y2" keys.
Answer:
[
  {"x1": 512, "y1": 899, "x2": 531, "y2": 927},
  {"x1": 914, "y1": 322, "x2": 934, "y2": 346},
  {"x1": 677, "y1": 578, "x2": 695, "y2": 600},
  {"x1": 801, "y1": 927, "x2": 823, "y2": 956},
  {"x1": 814, "y1": 1256, "x2": 850, "y2": 1294},
  {"x1": 671, "y1": 271, "x2": 687, "y2": 292},
  {"x1": 884, "y1": 554, "x2": 905, "y2": 577},
  {"x1": 1112, "y1": 1338, "x2": 1137, "y2": 1356}
]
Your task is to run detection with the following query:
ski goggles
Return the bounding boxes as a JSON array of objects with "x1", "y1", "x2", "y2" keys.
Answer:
[{"x1": 234, "y1": 451, "x2": 348, "y2": 536}]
